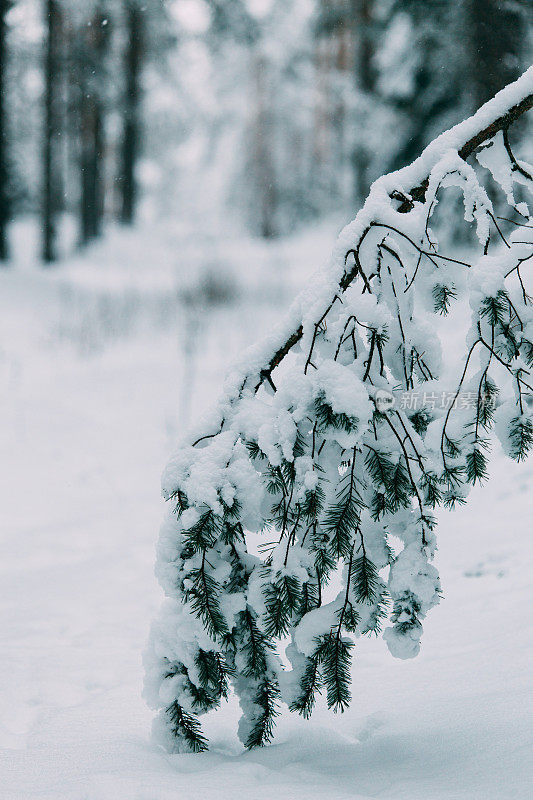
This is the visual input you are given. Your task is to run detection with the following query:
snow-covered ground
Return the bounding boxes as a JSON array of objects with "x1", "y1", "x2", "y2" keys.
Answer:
[{"x1": 0, "y1": 220, "x2": 532, "y2": 799}]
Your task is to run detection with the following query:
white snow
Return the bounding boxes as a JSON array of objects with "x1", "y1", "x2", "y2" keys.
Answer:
[{"x1": 1, "y1": 217, "x2": 532, "y2": 798}]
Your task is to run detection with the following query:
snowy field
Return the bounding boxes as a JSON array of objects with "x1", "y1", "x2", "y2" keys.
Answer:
[{"x1": 1, "y1": 220, "x2": 532, "y2": 799}]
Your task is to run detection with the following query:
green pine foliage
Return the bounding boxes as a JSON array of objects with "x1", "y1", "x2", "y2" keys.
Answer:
[
  {"x1": 166, "y1": 701, "x2": 210, "y2": 753},
  {"x1": 309, "y1": 527, "x2": 337, "y2": 583},
  {"x1": 195, "y1": 650, "x2": 230, "y2": 700},
  {"x1": 420, "y1": 471, "x2": 442, "y2": 508},
  {"x1": 187, "y1": 566, "x2": 229, "y2": 640},
  {"x1": 315, "y1": 394, "x2": 359, "y2": 433},
  {"x1": 244, "y1": 678, "x2": 281, "y2": 749},
  {"x1": 236, "y1": 607, "x2": 272, "y2": 679},
  {"x1": 521, "y1": 339, "x2": 533, "y2": 368},
  {"x1": 298, "y1": 579, "x2": 320, "y2": 618},
  {"x1": 390, "y1": 592, "x2": 423, "y2": 636},
  {"x1": 479, "y1": 290, "x2": 510, "y2": 327},
  {"x1": 313, "y1": 633, "x2": 353, "y2": 712},
  {"x1": 508, "y1": 416, "x2": 533, "y2": 461},
  {"x1": 465, "y1": 446, "x2": 489, "y2": 485},
  {"x1": 350, "y1": 554, "x2": 381, "y2": 604},
  {"x1": 478, "y1": 375, "x2": 498, "y2": 429},
  {"x1": 289, "y1": 653, "x2": 323, "y2": 719},
  {"x1": 432, "y1": 283, "x2": 457, "y2": 315},
  {"x1": 365, "y1": 447, "x2": 413, "y2": 514},
  {"x1": 181, "y1": 509, "x2": 221, "y2": 552},
  {"x1": 262, "y1": 571, "x2": 302, "y2": 638},
  {"x1": 409, "y1": 408, "x2": 432, "y2": 437},
  {"x1": 301, "y1": 482, "x2": 325, "y2": 522},
  {"x1": 322, "y1": 458, "x2": 364, "y2": 558}
]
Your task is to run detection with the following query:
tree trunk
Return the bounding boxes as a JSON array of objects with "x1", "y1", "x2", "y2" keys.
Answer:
[
  {"x1": 466, "y1": 0, "x2": 526, "y2": 110},
  {"x1": 0, "y1": 0, "x2": 10, "y2": 262},
  {"x1": 350, "y1": 0, "x2": 375, "y2": 205},
  {"x1": 42, "y1": 0, "x2": 62, "y2": 264},
  {"x1": 252, "y1": 54, "x2": 277, "y2": 239},
  {"x1": 119, "y1": 1, "x2": 143, "y2": 226},
  {"x1": 79, "y1": 8, "x2": 109, "y2": 246},
  {"x1": 80, "y1": 95, "x2": 103, "y2": 243}
]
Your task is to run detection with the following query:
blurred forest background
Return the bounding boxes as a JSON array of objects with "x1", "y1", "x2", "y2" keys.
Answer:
[{"x1": 0, "y1": 0, "x2": 532, "y2": 264}]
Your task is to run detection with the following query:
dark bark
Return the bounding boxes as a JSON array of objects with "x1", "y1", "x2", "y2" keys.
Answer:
[
  {"x1": 79, "y1": 8, "x2": 110, "y2": 245},
  {"x1": 42, "y1": 0, "x2": 62, "y2": 263},
  {"x1": 119, "y1": 1, "x2": 143, "y2": 225},
  {"x1": 350, "y1": 0, "x2": 376, "y2": 203},
  {"x1": 0, "y1": 0, "x2": 10, "y2": 262},
  {"x1": 353, "y1": 0, "x2": 374, "y2": 94},
  {"x1": 465, "y1": 0, "x2": 527, "y2": 110},
  {"x1": 386, "y1": 2, "x2": 459, "y2": 175},
  {"x1": 253, "y1": 55, "x2": 277, "y2": 238},
  {"x1": 80, "y1": 93, "x2": 103, "y2": 243}
]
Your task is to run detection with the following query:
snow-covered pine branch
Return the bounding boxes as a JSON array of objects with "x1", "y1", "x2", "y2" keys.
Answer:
[{"x1": 144, "y1": 67, "x2": 533, "y2": 753}]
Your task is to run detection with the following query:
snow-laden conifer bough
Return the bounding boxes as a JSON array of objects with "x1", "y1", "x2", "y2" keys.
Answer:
[{"x1": 144, "y1": 68, "x2": 533, "y2": 753}]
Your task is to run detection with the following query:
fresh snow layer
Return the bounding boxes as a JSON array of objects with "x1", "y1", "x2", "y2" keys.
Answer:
[{"x1": 0, "y1": 219, "x2": 532, "y2": 799}]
